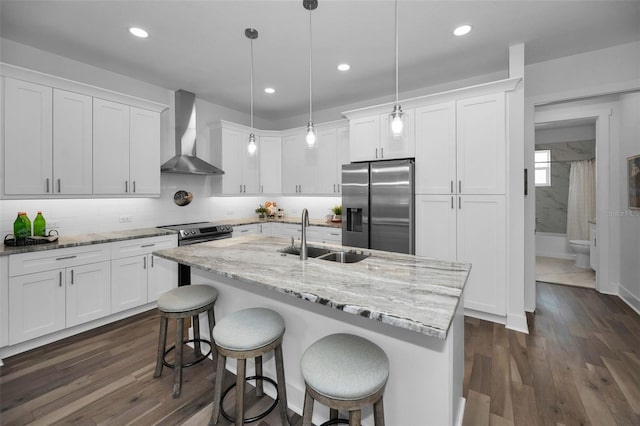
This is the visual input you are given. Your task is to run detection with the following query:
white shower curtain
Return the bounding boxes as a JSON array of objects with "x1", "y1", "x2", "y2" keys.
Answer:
[{"x1": 567, "y1": 160, "x2": 596, "y2": 241}]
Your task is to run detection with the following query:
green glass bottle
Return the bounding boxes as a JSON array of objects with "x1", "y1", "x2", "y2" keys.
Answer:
[
  {"x1": 13, "y1": 212, "x2": 28, "y2": 241},
  {"x1": 21, "y1": 212, "x2": 32, "y2": 237},
  {"x1": 33, "y1": 211, "x2": 46, "y2": 237}
]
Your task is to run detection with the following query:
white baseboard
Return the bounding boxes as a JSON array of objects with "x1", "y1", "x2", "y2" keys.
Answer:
[
  {"x1": 507, "y1": 313, "x2": 530, "y2": 334},
  {"x1": 464, "y1": 308, "x2": 506, "y2": 325},
  {"x1": 455, "y1": 397, "x2": 466, "y2": 426},
  {"x1": 618, "y1": 284, "x2": 640, "y2": 315},
  {"x1": 0, "y1": 303, "x2": 157, "y2": 360}
]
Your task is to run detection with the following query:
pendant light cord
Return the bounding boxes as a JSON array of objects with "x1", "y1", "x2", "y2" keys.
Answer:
[
  {"x1": 309, "y1": 7, "x2": 313, "y2": 122},
  {"x1": 395, "y1": 0, "x2": 399, "y2": 105},
  {"x1": 250, "y1": 36, "x2": 254, "y2": 132}
]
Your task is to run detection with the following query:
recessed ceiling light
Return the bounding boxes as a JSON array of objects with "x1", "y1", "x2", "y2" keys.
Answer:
[
  {"x1": 264, "y1": 87, "x2": 275, "y2": 94},
  {"x1": 453, "y1": 25, "x2": 471, "y2": 36},
  {"x1": 129, "y1": 27, "x2": 149, "y2": 38},
  {"x1": 337, "y1": 63, "x2": 350, "y2": 71}
]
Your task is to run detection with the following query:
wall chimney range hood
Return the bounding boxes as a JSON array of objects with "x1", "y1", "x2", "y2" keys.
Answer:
[{"x1": 161, "y1": 89, "x2": 224, "y2": 175}]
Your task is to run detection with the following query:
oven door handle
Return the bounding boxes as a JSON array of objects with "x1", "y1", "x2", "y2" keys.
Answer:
[{"x1": 179, "y1": 234, "x2": 232, "y2": 245}]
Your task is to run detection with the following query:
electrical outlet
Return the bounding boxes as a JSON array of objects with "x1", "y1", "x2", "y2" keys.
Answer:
[
  {"x1": 48, "y1": 222, "x2": 59, "y2": 229},
  {"x1": 119, "y1": 215, "x2": 132, "y2": 223}
]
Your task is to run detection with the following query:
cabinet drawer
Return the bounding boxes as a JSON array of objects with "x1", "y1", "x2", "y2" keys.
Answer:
[
  {"x1": 322, "y1": 227, "x2": 342, "y2": 243},
  {"x1": 9, "y1": 244, "x2": 110, "y2": 277},
  {"x1": 111, "y1": 235, "x2": 177, "y2": 260}
]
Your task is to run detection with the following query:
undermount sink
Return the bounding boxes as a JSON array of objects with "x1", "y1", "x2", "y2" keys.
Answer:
[
  {"x1": 279, "y1": 245, "x2": 331, "y2": 258},
  {"x1": 316, "y1": 251, "x2": 369, "y2": 264}
]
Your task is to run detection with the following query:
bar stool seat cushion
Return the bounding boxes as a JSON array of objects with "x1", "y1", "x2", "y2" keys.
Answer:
[
  {"x1": 157, "y1": 285, "x2": 218, "y2": 313},
  {"x1": 213, "y1": 307, "x2": 285, "y2": 351},
  {"x1": 301, "y1": 333, "x2": 389, "y2": 401}
]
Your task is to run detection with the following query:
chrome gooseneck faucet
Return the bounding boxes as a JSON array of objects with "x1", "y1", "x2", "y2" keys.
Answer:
[{"x1": 300, "y1": 208, "x2": 310, "y2": 260}]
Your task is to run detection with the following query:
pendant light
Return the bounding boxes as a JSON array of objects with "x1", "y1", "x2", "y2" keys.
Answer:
[
  {"x1": 246, "y1": 28, "x2": 258, "y2": 155},
  {"x1": 303, "y1": 0, "x2": 318, "y2": 148},
  {"x1": 390, "y1": 0, "x2": 404, "y2": 139}
]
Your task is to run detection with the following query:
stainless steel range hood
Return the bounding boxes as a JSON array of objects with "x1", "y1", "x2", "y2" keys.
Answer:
[{"x1": 161, "y1": 89, "x2": 224, "y2": 175}]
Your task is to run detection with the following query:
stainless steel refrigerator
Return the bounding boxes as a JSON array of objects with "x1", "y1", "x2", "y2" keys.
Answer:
[{"x1": 342, "y1": 159, "x2": 414, "y2": 254}]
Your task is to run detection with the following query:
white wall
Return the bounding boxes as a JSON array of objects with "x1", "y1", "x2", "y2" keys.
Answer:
[
  {"x1": 618, "y1": 92, "x2": 640, "y2": 313},
  {"x1": 524, "y1": 41, "x2": 640, "y2": 311}
]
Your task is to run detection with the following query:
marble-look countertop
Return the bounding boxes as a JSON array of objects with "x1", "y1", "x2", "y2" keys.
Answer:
[
  {"x1": 215, "y1": 216, "x2": 342, "y2": 229},
  {"x1": 0, "y1": 228, "x2": 177, "y2": 256},
  {"x1": 152, "y1": 235, "x2": 471, "y2": 340}
]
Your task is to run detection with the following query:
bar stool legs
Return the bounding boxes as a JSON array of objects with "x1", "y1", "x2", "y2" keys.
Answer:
[{"x1": 153, "y1": 285, "x2": 218, "y2": 398}]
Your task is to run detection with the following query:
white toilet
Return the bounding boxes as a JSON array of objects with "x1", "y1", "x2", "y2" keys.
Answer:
[{"x1": 568, "y1": 240, "x2": 591, "y2": 268}]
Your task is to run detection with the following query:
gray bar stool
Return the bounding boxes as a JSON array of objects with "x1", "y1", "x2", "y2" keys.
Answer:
[
  {"x1": 153, "y1": 284, "x2": 218, "y2": 398},
  {"x1": 301, "y1": 333, "x2": 389, "y2": 426},
  {"x1": 209, "y1": 307, "x2": 289, "y2": 426}
]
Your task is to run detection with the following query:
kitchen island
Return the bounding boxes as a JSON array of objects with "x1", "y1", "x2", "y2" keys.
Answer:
[{"x1": 153, "y1": 235, "x2": 471, "y2": 425}]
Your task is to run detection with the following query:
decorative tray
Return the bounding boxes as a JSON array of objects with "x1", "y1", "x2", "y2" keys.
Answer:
[{"x1": 4, "y1": 230, "x2": 59, "y2": 247}]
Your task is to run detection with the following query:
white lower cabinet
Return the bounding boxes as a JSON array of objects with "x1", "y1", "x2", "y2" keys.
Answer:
[
  {"x1": 416, "y1": 194, "x2": 506, "y2": 316},
  {"x1": 8, "y1": 255, "x2": 110, "y2": 345},
  {"x1": 110, "y1": 235, "x2": 178, "y2": 312},
  {"x1": 233, "y1": 224, "x2": 258, "y2": 237},
  {"x1": 321, "y1": 227, "x2": 342, "y2": 244}
]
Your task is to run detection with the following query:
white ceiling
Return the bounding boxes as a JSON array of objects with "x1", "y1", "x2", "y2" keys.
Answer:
[{"x1": 1, "y1": 1, "x2": 639, "y2": 121}]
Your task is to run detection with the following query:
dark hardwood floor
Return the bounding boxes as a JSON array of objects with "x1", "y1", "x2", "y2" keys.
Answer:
[{"x1": 1, "y1": 282, "x2": 639, "y2": 425}]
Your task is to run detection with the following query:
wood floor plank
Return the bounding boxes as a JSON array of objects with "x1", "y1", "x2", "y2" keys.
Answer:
[
  {"x1": 489, "y1": 344, "x2": 513, "y2": 421},
  {"x1": 585, "y1": 362, "x2": 640, "y2": 425},
  {"x1": 462, "y1": 390, "x2": 490, "y2": 426},
  {"x1": 571, "y1": 364, "x2": 618, "y2": 426},
  {"x1": 601, "y1": 356, "x2": 640, "y2": 415}
]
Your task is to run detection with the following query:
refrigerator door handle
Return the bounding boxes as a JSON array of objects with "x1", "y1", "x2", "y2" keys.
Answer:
[
  {"x1": 451, "y1": 196, "x2": 454, "y2": 209},
  {"x1": 458, "y1": 196, "x2": 462, "y2": 209},
  {"x1": 451, "y1": 180, "x2": 454, "y2": 193}
]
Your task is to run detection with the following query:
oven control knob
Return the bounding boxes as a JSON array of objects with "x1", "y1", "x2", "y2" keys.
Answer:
[{"x1": 191, "y1": 230, "x2": 196, "y2": 235}]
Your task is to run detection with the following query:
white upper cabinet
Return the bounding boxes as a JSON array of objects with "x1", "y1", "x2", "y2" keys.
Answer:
[
  {"x1": 53, "y1": 89, "x2": 93, "y2": 195},
  {"x1": 212, "y1": 124, "x2": 261, "y2": 195},
  {"x1": 318, "y1": 126, "x2": 349, "y2": 194},
  {"x1": 93, "y1": 98, "x2": 130, "y2": 194},
  {"x1": 259, "y1": 136, "x2": 282, "y2": 194},
  {"x1": 4, "y1": 78, "x2": 53, "y2": 195},
  {"x1": 456, "y1": 93, "x2": 506, "y2": 195},
  {"x1": 348, "y1": 110, "x2": 414, "y2": 162},
  {"x1": 281, "y1": 131, "x2": 319, "y2": 194},
  {"x1": 415, "y1": 93, "x2": 505, "y2": 195},
  {"x1": 129, "y1": 106, "x2": 161, "y2": 195},
  {"x1": 2, "y1": 69, "x2": 165, "y2": 198},
  {"x1": 349, "y1": 115, "x2": 379, "y2": 162},
  {"x1": 93, "y1": 100, "x2": 160, "y2": 196},
  {"x1": 415, "y1": 102, "x2": 457, "y2": 195}
]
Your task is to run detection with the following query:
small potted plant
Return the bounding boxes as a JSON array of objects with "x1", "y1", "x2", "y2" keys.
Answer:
[
  {"x1": 255, "y1": 205, "x2": 268, "y2": 219},
  {"x1": 330, "y1": 205, "x2": 342, "y2": 222}
]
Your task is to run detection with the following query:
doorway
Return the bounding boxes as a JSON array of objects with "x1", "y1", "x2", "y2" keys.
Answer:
[{"x1": 534, "y1": 118, "x2": 597, "y2": 289}]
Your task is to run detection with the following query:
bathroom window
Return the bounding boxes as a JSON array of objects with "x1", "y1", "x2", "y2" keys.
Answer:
[{"x1": 535, "y1": 149, "x2": 551, "y2": 187}]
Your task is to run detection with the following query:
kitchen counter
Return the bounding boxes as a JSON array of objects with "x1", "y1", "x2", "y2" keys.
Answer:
[
  {"x1": 0, "y1": 227, "x2": 176, "y2": 256},
  {"x1": 213, "y1": 216, "x2": 342, "y2": 229},
  {"x1": 153, "y1": 235, "x2": 470, "y2": 425},
  {"x1": 153, "y1": 235, "x2": 469, "y2": 339}
]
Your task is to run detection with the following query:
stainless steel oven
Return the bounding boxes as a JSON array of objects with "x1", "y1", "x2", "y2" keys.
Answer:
[{"x1": 158, "y1": 222, "x2": 233, "y2": 285}]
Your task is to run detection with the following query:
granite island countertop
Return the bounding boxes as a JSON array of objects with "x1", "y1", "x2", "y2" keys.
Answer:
[
  {"x1": 152, "y1": 235, "x2": 471, "y2": 340},
  {"x1": 0, "y1": 227, "x2": 177, "y2": 256}
]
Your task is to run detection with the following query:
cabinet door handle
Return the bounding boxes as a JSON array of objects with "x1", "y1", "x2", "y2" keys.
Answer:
[
  {"x1": 261, "y1": 185, "x2": 264, "y2": 193},
  {"x1": 458, "y1": 196, "x2": 462, "y2": 209},
  {"x1": 141, "y1": 243, "x2": 155, "y2": 248},
  {"x1": 56, "y1": 255, "x2": 77, "y2": 261},
  {"x1": 451, "y1": 180, "x2": 454, "y2": 194},
  {"x1": 151, "y1": 255, "x2": 154, "y2": 268},
  {"x1": 46, "y1": 178, "x2": 50, "y2": 193},
  {"x1": 459, "y1": 180, "x2": 462, "y2": 193},
  {"x1": 299, "y1": 185, "x2": 302, "y2": 193},
  {"x1": 375, "y1": 148, "x2": 378, "y2": 159},
  {"x1": 451, "y1": 196, "x2": 454, "y2": 209},
  {"x1": 381, "y1": 147, "x2": 384, "y2": 158},
  {"x1": 57, "y1": 178, "x2": 61, "y2": 193},
  {"x1": 125, "y1": 181, "x2": 128, "y2": 193},
  {"x1": 337, "y1": 184, "x2": 340, "y2": 192},
  {"x1": 330, "y1": 232, "x2": 339, "y2": 236},
  {"x1": 243, "y1": 184, "x2": 246, "y2": 193},
  {"x1": 143, "y1": 257, "x2": 147, "y2": 269},
  {"x1": 59, "y1": 271, "x2": 63, "y2": 287},
  {"x1": 70, "y1": 269, "x2": 74, "y2": 284},
  {"x1": 240, "y1": 229, "x2": 249, "y2": 233},
  {"x1": 133, "y1": 181, "x2": 136, "y2": 193},
  {"x1": 333, "y1": 184, "x2": 336, "y2": 193}
]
